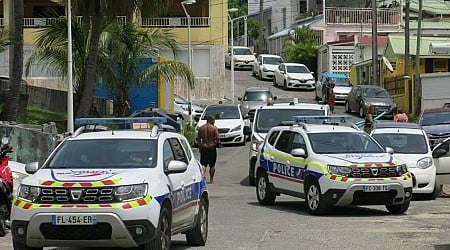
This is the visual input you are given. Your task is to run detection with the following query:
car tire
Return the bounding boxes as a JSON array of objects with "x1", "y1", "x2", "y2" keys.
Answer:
[
  {"x1": 12, "y1": 240, "x2": 43, "y2": 250},
  {"x1": 283, "y1": 81, "x2": 288, "y2": 90},
  {"x1": 259, "y1": 71, "x2": 263, "y2": 80},
  {"x1": 386, "y1": 200, "x2": 410, "y2": 214},
  {"x1": 359, "y1": 106, "x2": 365, "y2": 118},
  {"x1": 256, "y1": 172, "x2": 276, "y2": 205},
  {"x1": 345, "y1": 102, "x2": 351, "y2": 113},
  {"x1": 424, "y1": 181, "x2": 440, "y2": 200},
  {"x1": 186, "y1": 197, "x2": 208, "y2": 246},
  {"x1": 148, "y1": 206, "x2": 171, "y2": 250},
  {"x1": 252, "y1": 69, "x2": 256, "y2": 76},
  {"x1": 305, "y1": 178, "x2": 329, "y2": 215}
]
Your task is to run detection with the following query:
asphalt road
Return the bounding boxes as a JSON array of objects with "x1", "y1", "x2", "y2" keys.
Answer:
[{"x1": 2, "y1": 69, "x2": 450, "y2": 250}]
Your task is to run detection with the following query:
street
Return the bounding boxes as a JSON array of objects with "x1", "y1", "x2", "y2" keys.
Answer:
[{"x1": 2, "y1": 69, "x2": 450, "y2": 250}]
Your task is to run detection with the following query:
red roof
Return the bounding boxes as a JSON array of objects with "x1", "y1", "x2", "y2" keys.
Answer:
[{"x1": 357, "y1": 36, "x2": 388, "y2": 45}]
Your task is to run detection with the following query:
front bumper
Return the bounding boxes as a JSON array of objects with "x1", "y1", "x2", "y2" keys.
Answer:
[
  {"x1": 334, "y1": 94, "x2": 348, "y2": 103},
  {"x1": 288, "y1": 80, "x2": 315, "y2": 90},
  {"x1": 261, "y1": 71, "x2": 275, "y2": 79},
  {"x1": 233, "y1": 61, "x2": 253, "y2": 70},
  {"x1": 220, "y1": 131, "x2": 245, "y2": 144},
  {"x1": 410, "y1": 167, "x2": 436, "y2": 194}
]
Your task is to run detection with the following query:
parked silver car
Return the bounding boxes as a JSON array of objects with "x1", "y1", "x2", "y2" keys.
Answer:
[{"x1": 345, "y1": 85, "x2": 397, "y2": 118}]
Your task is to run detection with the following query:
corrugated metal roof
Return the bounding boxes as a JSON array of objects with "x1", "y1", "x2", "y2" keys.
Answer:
[
  {"x1": 385, "y1": 35, "x2": 450, "y2": 57},
  {"x1": 409, "y1": 0, "x2": 450, "y2": 15},
  {"x1": 267, "y1": 15, "x2": 323, "y2": 40},
  {"x1": 408, "y1": 21, "x2": 450, "y2": 29}
]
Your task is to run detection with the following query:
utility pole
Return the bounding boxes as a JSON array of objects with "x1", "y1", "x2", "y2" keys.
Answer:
[
  {"x1": 371, "y1": 0, "x2": 378, "y2": 86},
  {"x1": 404, "y1": 0, "x2": 410, "y2": 79},
  {"x1": 258, "y1": 0, "x2": 264, "y2": 54},
  {"x1": 414, "y1": 0, "x2": 423, "y2": 117}
]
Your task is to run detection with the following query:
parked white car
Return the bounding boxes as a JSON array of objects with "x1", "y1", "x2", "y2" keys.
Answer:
[
  {"x1": 196, "y1": 104, "x2": 251, "y2": 146},
  {"x1": 252, "y1": 54, "x2": 284, "y2": 80},
  {"x1": 273, "y1": 63, "x2": 315, "y2": 90},
  {"x1": 225, "y1": 46, "x2": 256, "y2": 70},
  {"x1": 174, "y1": 94, "x2": 204, "y2": 123},
  {"x1": 371, "y1": 122, "x2": 450, "y2": 199}
]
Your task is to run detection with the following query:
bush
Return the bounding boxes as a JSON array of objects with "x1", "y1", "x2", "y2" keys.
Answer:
[{"x1": 182, "y1": 123, "x2": 196, "y2": 146}]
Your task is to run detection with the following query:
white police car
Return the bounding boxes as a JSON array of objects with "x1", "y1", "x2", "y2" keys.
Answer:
[
  {"x1": 255, "y1": 116, "x2": 413, "y2": 215},
  {"x1": 11, "y1": 117, "x2": 208, "y2": 250}
]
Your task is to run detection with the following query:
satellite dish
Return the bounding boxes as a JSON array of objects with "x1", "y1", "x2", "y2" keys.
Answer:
[{"x1": 383, "y1": 56, "x2": 394, "y2": 72}]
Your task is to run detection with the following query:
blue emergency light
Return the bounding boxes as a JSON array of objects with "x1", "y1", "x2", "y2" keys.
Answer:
[
  {"x1": 292, "y1": 115, "x2": 353, "y2": 123},
  {"x1": 75, "y1": 117, "x2": 167, "y2": 126}
]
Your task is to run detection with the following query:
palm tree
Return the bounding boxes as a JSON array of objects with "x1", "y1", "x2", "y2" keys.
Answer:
[
  {"x1": 0, "y1": 0, "x2": 24, "y2": 121},
  {"x1": 98, "y1": 20, "x2": 193, "y2": 116},
  {"x1": 72, "y1": 0, "x2": 179, "y2": 118}
]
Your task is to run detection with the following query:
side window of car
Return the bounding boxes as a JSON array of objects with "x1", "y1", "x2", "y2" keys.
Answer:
[
  {"x1": 291, "y1": 133, "x2": 307, "y2": 152},
  {"x1": 163, "y1": 140, "x2": 175, "y2": 171},
  {"x1": 275, "y1": 131, "x2": 293, "y2": 153},
  {"x1": 267, "y1": 131, "x2": 280, "y2": 146},
  {"x1": 169, "y1": 138, "x2": 188, "y2": 164}
]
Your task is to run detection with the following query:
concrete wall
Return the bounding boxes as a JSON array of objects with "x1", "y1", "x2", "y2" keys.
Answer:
[{"x1": 421, "y1": 72, "x2": 450, "y2": 110}]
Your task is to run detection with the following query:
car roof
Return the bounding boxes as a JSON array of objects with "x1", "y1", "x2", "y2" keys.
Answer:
[
  {"x1": 284, "y1": 124, "x2": 360, "y2": 133},
  {"x1": 374, "y1": 122, "x2": 422, "y2": 130},
  {"x1": 422, "y1": 107, "x2": 450, "y2": 113},
  {"x1": 245, "y1": 86, "x2": 271, "y2": 92},
  {"x1": 282, "y1": 63, "x2": 306, "y2": 67},
  {"x1": 269, "y1": 103, "x2": 328, "y2": 110},
  {"x1": 259, "y1": 54, "x2": 281, "y2": 58},
  {"x1": 206, "y1": 104, "x2": 239, "y2": 108}
]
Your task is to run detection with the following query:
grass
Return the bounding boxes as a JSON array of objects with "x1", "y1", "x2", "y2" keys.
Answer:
[{"x1": 16, "y1": 105, "x2": 67, "y2": 133}]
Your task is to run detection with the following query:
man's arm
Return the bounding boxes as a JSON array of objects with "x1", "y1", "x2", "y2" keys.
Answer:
[{"x1": 214, "y1": 127, "x2": 220, "y2": 144}]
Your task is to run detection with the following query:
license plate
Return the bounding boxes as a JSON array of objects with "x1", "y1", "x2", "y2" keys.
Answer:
[
  {"x1": 52, "y1": 215, "x2": 97, "y2": 225},
  {"x1": 362, "y1": 185, "x2": 390, "y2": 192}
]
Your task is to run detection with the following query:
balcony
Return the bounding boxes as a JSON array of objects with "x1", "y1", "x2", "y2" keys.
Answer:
[
  {"x1": 140, "y1": 17, "x2": 210, "y2": 28},
  {"x1": 325, "y1": 7, "x2": 401, "y2": 25}
]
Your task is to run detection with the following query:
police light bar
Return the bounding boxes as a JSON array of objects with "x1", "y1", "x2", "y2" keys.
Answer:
[
  {"x1": 75, "y1": 117, "x2": 167, "y2": 126},
  {"x1": 292, "y1": 115, "x2": 352, "y2": 123}
]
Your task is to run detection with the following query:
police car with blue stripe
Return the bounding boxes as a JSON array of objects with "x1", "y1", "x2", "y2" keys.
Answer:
[
  {"x1": 11, "y1": 117, "x2": 208, "y2": 250},
  {"x1": 255, "y1": 116, "x2": 414, "y2": 215}
]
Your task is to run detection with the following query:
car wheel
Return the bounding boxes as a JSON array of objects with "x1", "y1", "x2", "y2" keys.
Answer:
[
  {"x1": 13, "y1": 240, "x2": 43, "y2": 250},
  {"x1": 186, "y1": 197, "x2": 208, "y2": 246},
  {"x1": 259, "y1": 71, "x2": 263, "y2": 80},
  {"x1": 386, "y1": 200, "x2": 410, "y2": 214},
  {"x1": 359, "y1": 106, "x2": 365, "y2": 118},
  {"x1": 424, "y1": 181, "x2": 440, "y2": 200},
  {"x1": 256, "y1": 171, "x2": 276, "y2": 205},
  {"x1": 0, "y1": 211, "x2": 6, "y2": 237},
  {"x1": 148, "y1": 206, "x2": 171, "y2": 250},
  {"x1": 252, "y1": 69, "x2": 256, "y2": 76},
  {"x1": 305, "y1": 178, "x2": 329, "y2": 215},
  {"x1": 283, "y1": 81, "x2": 288, "y2": 90},
  {"x1": 345, "y1": 102, "x2": 351, "y2": 113}
]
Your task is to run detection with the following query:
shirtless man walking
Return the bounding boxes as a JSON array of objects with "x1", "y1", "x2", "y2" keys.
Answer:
[{"x1": 197, "y1": 116, "x2": 220, "y2": 184}]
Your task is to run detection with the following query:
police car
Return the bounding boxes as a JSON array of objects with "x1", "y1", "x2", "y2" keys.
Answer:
[
  {"x1": 11, "y1": 117, "x2": 208, "y2": 250},
  {"x1": 255, "y1": 116, "x2": 414, "y2": 215}
]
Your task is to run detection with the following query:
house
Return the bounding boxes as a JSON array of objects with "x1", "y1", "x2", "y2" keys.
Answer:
[{"x1": 0, "y1": 0, "x2": 229, "y2": 108}]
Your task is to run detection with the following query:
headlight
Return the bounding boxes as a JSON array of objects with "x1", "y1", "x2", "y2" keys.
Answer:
[
  {"x1": 18, "y1": 185, "x2": 40, "y2": 202},
  {"x1": 363, "y1": 100, "x2": 371, "y2": 107},
  {"x1": 252, "y1": 141, "x2": 263, "y2": 151},
  {"x1": 230, "y1": 125, "x2": 242, "y2": 132},
  {"x1": 396, "y1": 164, "x2": 408, "y2": 175},
  {"x1": 115, "y1": 184, "x2": 148, "y2": 201},
  {"x1": 328, "y1": 165, "x2": 352, "y2": 176},
  {"x1": 416, "y1": 157, "x2": 432, "y2": 169},
  {"x1": 12, "y1": 171, "x2": 28, "y2": 185}
]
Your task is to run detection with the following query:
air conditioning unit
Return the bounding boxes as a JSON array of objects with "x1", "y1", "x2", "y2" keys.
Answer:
[{"x1": 429, "y1": 43, "x2": 450, "y2": 55}]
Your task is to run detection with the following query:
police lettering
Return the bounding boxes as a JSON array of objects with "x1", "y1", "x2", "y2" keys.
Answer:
[
  {"x1": 273, "y1": 162, "x2": 295, "y2": 177},
  {"x1": 175, "y1": 186, "x2": 193, "y2": 206}
]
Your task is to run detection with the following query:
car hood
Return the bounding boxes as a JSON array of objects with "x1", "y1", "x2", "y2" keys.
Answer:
[
  {"x1": 178, "y1": 103, "x2": 204, "y2": 112},
  {"x1": 364, "y1": 97, "x2": 394, "y2": 106},
  {"x1": 262, "y1": 64, "x2": 278, "y2": 71},
  {"x1": 421, "y1": 124, "x2": 450, "y2": 136},
  {"x1": 320, "y1": 153, "x2": 402, "y2": 166},
  {"x1": 287, "y1": 73, "x2": 314, "y2": 80},
  {"x1": 21, "y1": 168, "x2": 157, "y2": 186},
  {"x1": 197, "y1": 119, "x2": 244, "y2": 130},
  {"x1": 390, "y1": 153, "x2": 432, "y2": 169},
  {"x1": 333, "y1": 86, "x2": 352, "y2": 94},
  {"x1": 233, "y1": 55, "x2": 255, "y2": 61},
  {"x1": 242, "y1": 101, "x2": 268, "y2": 110}
]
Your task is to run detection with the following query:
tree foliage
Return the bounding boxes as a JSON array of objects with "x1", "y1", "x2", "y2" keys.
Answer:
[{"x1": 282, "y1": 26, "x2": 318, "y2": 77}]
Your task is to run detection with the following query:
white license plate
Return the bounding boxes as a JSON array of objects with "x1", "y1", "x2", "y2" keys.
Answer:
[
  {"x1": 362, "y1": 185, "x2": 390, "y2": 192},
  {"x1": 52, "y1": 215, "x2": 97, "y2": 225}
]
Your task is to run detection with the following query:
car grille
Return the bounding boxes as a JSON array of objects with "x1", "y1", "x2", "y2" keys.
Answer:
[
  {"x1": 374, "y1": 106, "x2": 391, "y2": 113},
  {"x1": 38, "y1": 187, "x2": 115, "y2": 204},
  {"x1": 40, "y1": 223, "x2": 112, "y2": 240},
  {"x1": 350, "y1": 166, "x2": 399, "y2": 178},
  {"x1": 218, "y1": 128, "x2": 230, "y2": 133}
]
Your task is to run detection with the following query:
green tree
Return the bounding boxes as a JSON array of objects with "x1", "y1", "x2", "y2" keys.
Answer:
[
  {"x1": 98, "y1": 21, "x2": 193, "y2": 117},
  {"x1": 282, "y1": 26, "x2": 318, "y2": 77}
]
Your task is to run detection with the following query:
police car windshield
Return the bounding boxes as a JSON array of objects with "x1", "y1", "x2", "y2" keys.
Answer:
[
  {"x1": 308, "y1": 132, "x2": 384, "y2": 154},
  {"x1": 255, "y1": 109, "x2": 325, "y2": 133},
  {"x1": 372, "y1": 133, "x2": 428, "y2": 154},
  {"x1": 46, "y1": 139, "x2": 157, "y2": 168}
]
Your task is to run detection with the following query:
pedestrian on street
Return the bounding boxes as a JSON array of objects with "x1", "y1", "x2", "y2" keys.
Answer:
[
  {"x1": 197, "y1": 116, "x2": 220, "y2": 184},
  {"x1": 364, "y1": 105, "x2": 376, "y2": 134},
  {"x1": 393, "y1": 109, "x2": 408, "y2": 123},
  {"x1": 328, "y1": 82, "x2": 336, "y2": 113}
]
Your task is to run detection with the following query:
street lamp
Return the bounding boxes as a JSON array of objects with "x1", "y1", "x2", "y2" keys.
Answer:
[
  {"x1": 181, "y1": 0, "x2": 196, "y2": 125},
  {"x1": 67, "y1": 0, "x2": 74, "y2": 133},
  {"x1": 228, "y1": 8, "x2": 238, "y2": 104}
]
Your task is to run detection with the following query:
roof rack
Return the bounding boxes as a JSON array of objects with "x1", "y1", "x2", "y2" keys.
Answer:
[
  {"x1": 292, "y1": 115, "x2": 353, "y2": 124},
  {"x1": 73, "y1": 117, "x2": 171, "y2": 137}
]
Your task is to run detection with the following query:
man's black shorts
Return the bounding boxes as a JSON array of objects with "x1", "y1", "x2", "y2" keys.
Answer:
[{"x1": 200, "y1": 147, "x2": 217, "y2": 166}]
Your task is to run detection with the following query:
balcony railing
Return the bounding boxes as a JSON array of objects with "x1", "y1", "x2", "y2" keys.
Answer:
[
  {"x1": 325, "y1": 7, "x2": 401, "y2": 25},
  {"x1": 141, "y1": 17, "x2": 210, "y2": 27}
]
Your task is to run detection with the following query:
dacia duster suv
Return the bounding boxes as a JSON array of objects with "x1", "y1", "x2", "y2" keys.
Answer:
[
  {"x1": 255, "y1": 116, "x2": 413, "y2": 215},
  {"x1": 11, "y1": 118, "x2": 209, "y2": 250}
]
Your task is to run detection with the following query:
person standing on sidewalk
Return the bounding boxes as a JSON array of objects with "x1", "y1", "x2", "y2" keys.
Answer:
[{"x1": 197, "y1": 116, "x2": 220, "y2": 184}]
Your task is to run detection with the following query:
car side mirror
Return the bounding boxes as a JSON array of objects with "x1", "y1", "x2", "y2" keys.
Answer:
[
  {"x1": 432, "y1": 148, "x2": 447, "y2": 158},
  {"x1": 291, "y1": 148, "x2": 306, "y2": 157},
  {"x1": 386, "y1": 147, "x2": 394, "y2": 154},
  {"x1": 25, "y1": 161, "x2": 40, "y2": 174},
  {"x1": 310, "y1": 72, "x2": 314, "y2": 75},
  {"x1": 167, "y1": 160, "x2": 188, "y2": 174}
]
